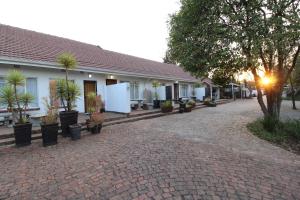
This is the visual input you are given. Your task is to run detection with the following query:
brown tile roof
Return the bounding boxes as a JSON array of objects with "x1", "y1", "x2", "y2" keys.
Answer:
[{"x1": 0, "y1": 24, "x2": 197, "y2": 82}]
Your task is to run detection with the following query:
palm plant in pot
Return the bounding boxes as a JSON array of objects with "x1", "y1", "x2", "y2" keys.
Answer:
[
  {"x1": 152, "y1": 80, "x2": 160, "y2": 108},
  {"x1": 56, "y1": 53, "x2": 81, "y2": 137},
  {"x1": 41, "y1": 97, "x2": 59, "y2": 147},
  {"x1": 86, "y1": 92, "x2": 104, "y2": 134},
  {"x1": 0, "y1": 70, "x2": 34, "y2": 146}
]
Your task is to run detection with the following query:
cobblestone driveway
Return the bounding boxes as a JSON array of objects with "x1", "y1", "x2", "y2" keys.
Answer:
[{"x1": 0, "y1": 99, "x2": 299, "y2": 199}]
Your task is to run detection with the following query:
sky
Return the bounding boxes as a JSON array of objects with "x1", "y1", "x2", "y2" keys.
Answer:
[{"x1": 0, "y1": 0, "x2": 181, "y2": 62}]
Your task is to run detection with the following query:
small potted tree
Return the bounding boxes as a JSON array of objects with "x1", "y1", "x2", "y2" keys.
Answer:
[
  {"x1": 86, "y1": 92, "x2": 104, "y2": 134},
  {"x1": 203, "y1": 97, "x2": 217, "y2": 107},
  {"x1": 0, "y1": 70, "x2": 34, "y2": 146},
  {"x1": 161, "y1": 100, "x2": 173, "y2": 113},
  {"x1": 187, "y1": 99, "x2": 196, "y2": 108},
  {"x1": 152, "y1": 81, "x2": 160, "y2": 108},
  {"x1": 56, "y1": 53, "x2": 81, "y2": 137},
  {"x1": 41, "y1": 97, "x2": 59, "y2": 147}
]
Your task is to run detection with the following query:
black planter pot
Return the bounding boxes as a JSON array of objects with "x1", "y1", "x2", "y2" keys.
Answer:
[
  {"x1": 41, "y1": 123, "x2": 58, "y2": 147},
  {"x1": 59, "y1": 111, "x2": 78, "y2": 137},
  {"x1": 69, "y1": 124, "x2": 81, "y2": 140},
  {"x1": 97, "y1": 124, "x2": 103, "y2": 133},
  {"x1": 13, "y1": 122, "x2": 32, "y2": 147},
  {"x1": 153, "y1": 100, "x2": 160, "y2": 109},
  {"x1": 91, "y1": 124, "x2": 103, "y2": 134}
]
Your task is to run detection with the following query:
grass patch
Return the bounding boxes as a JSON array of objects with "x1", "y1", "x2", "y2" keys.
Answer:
[
  {"x1": 282, "y1": 95, "x2": 300, "y2": 101},
  {"x1": 247, "y1": 118, "x2": 300, "y2": 154}
]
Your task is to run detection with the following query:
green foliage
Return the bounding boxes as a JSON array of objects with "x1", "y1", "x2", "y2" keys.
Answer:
[
  {"x1": 167, "y1": 0, "x2": 300, "y2": 118},
  {"x1": 19, "y1": 93, "x2": 34, "y2": 108},
  {"x1": 262, "y1": 116, "x2": 279, "y2": 132},
  {"x1": 6, "y1": 70, "x2": 25, "y2": 87},
  {"x1": 187, "y1": 99, "x2": 196, "y2": 107},
  {"x1": 152, "y1": 81, "x2": 160, "y2": 88},
  {"x1": 87, "y1": 92, "x2": 97, "y2": 114},
  {"x1": 66, "y1": 81, "x2": 81, "y2": 111},
  {"x1": 1, "y1": 70, "x2": 34, "y2": 123},
  {"x1": 41, "y1": 97, "x2": 59, "y2": 125},
  {"x1": 248, "y1": 119, "x2": 300, "y2": 153},
  {"x1": 152, "y1": 81, "x2": 160, "y2": 100},
  {"x1": 56, "y1": 79, "x2": 66, "y2": 100},
  {"x1": 56, "y1": 53, "x2": 80, "y2": 111},
  {"x1": 0, "y1": 86, "x2": 14, "y2": 111},
  {"x1": 57, "y1": 53, "x2": 77, "y2": 70},
  {"x1": 161, "y1": 100, "x2": 173, "y2": 109},
  {"x1": 56, "y1": 79, "x2": 81, "y2": 111},
  {"x1": 211, "y1": 68, "x2": 234, "y2": 87}
]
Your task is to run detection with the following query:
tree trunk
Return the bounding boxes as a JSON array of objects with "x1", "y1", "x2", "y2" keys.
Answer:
[
  {"x1": 289, "y1": 77, "x2": 297, "y2": 110},
  {"x1": 65, "y1": 70, "x2": 71, "y2": 112},
  {"x1": 264, "y1": 87, "x2": 283, "y2": 120}
]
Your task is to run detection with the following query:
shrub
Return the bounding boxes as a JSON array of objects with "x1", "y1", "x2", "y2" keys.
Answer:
[
  {"x1": 248, "y1": 118, "x2": 300, "y2": 153},
  {"x1": 161, "y1": 100, "x2": 172, "y2": 109},
  {"x1": 187, "y1": 99, "x2": 196, "y2": 107},
  {"x1": 41, "y1": 97, "x2": 59, "y2": 125},
  {"x1": 262, "y1": 116, "x2": 279, "y2": 132},
  {"x1": 0, "y1": 70, "x2": 34, "y2": 123}
]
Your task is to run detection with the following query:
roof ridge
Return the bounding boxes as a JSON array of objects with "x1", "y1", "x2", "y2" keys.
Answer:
[{"x1": 0, "y1": 23, "x2": 101, "y2": 49}]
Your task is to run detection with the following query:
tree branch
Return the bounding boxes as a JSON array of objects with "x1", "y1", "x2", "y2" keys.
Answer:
[
  {"x1": 284, "y1": 45, "x2": 300, "y2": 83},
  {"x1": 251, "y1": 68, "x2": 268, "y2": 115}
]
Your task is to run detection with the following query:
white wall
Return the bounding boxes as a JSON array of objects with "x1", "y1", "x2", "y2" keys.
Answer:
[
  {"x1": 105, "y1": 83, "x2": 130, "y2": 113},
  {"x1": 157, "y1": 86, "x2": 166, "y2": 100},
  {"x1": 0, "y1": 64, "x2": 196, "y2": 114},
  {"x1": 0, "y1": 64, "x2": 106, "y2": 114}
]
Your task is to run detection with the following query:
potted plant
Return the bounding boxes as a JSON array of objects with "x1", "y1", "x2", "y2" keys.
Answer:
[
  {"x1": 0, "y1": 70, "x2": 34, "y2": 146},
  {"x1": 56, "y1": 53, "x2": 81, "y2": 137},
  {"x1": 185, "y1": 104, "x2": 193, "y2": 112},
  {"x1": 40, "y1": 97, "x2": 59, "y2": 147},
  {"x1": 203, "y1": 97, "x2": 217, "y2": 107},
  {"x1": 152, "y1": 81, "x2": 160, "y2": 108},
  {"x1": 161, "y1": 100, "x2": 173, "y2": 113},
  {"x1": 86, "y1": 92, "x2": 104, "y2": 134},
  {"x1": 187, "y1": 99, "x2": 196, "y2": 108}
]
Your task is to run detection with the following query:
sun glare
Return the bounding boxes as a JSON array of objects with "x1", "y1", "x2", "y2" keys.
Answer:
[{"x1": 262, "y1": 77, "x2": 271, "y2": 85}]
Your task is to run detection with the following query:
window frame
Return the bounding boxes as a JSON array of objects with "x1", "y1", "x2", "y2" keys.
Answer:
[{"x1": 180, "y1": 84, "x2": 189, "y2": 97}]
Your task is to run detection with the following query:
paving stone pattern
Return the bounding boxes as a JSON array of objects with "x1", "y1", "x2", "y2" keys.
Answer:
[{"x1": 0, "y1": 99, "x2": 299, "y2": 199}]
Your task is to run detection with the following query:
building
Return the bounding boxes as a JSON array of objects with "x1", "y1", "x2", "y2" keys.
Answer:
[{"x1": 0, "y1": 24, "x2": 199, "y2": 114}]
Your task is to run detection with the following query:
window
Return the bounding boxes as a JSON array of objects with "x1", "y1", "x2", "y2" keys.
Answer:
[
  {"x1": 26, "y1": 78, "x2": 38, "y2": 107},
  {"x1": 0, "y1": 77, "x2": 38, "y2": 108},
  {"x1": 180, "y1": 84, "x2": 188, "y2": 97},
  {"x1": 0, "y1": 77, "x2": 5, "y2": 109},
  {"x1": 130, "y1": 82, "x2": 139, "y2": 100}
]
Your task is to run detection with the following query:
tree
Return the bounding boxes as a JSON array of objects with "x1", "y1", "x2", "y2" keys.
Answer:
[
  {"x1": 289, "y1": 56, "x2": 300, "y2": 109},
  {"x1": 167, "y1": 0, "x2": 300, "y2": 120},
  {"x1": 57, "y1": 53, "x2": 79, "y2": 112},
  {"x1": 0, "y1": 70, "x2": 34, "y2": 123},
  {"x1": 211, "y1": 68, "x2": 235, "y2": 87},
  {"x1": 163, "y1": 51, "x2": 176, "y2": 64}
]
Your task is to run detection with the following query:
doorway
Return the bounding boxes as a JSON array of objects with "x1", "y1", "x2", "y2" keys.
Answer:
[
  {"x1": 174, "y1": 83, "x2": 179, "y2": 100},
  {"x1": 166, "y1": 86, "x2": 172, "y2": 100},
  {"x1": 106, "y1": 79, "x2": 117, "y2": 85},
  {"x1": 84, "y1": 80, "x2": 97, "y2": 113}
]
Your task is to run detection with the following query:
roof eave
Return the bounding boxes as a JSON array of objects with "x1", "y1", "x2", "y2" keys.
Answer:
[{"x1": 0, "y1": 56, "x2": 199, "y2": 83}]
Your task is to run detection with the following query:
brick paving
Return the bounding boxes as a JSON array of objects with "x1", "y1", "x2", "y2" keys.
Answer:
[{"x1": 0, "y1": 99, "x2": 299, "y2": 199}]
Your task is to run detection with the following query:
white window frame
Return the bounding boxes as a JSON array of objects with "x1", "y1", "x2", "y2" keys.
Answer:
[
  {"x1": 130, "y1": 82, "x2": 139, "y2": 100},
  {"x1": 0, "y1": 77, "x2": 39, "y2": 109},
  {"x1": 180, "y1": 84, "x2": 188, "y2": 97}
]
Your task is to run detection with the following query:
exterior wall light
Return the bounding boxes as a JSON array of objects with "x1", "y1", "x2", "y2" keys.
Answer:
[{"x1": 88, "y1": 74, "x2": 92, "y2": 78}]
